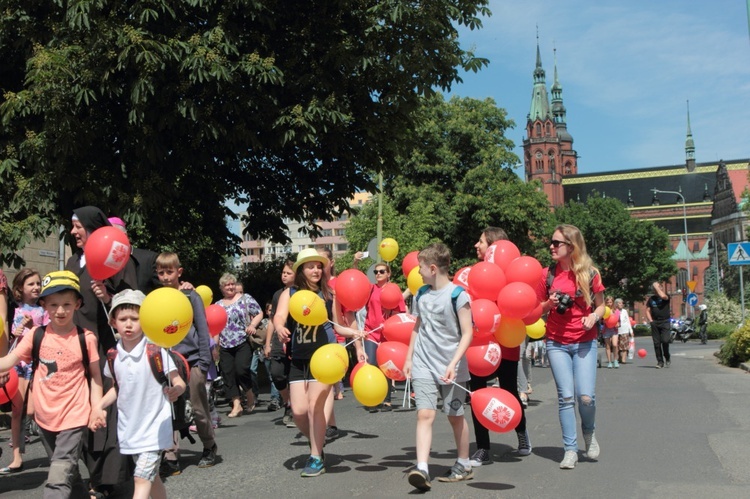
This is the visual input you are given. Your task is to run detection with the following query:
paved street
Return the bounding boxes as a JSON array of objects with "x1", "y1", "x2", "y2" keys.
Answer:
[{"x1": 1, "y1": 339, "x2": 749, "y2": 498}]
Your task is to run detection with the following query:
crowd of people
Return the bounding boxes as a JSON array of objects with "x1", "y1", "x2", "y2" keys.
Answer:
[{"x1": 0, "y1": 208, "x2": 694, "y2": 495}]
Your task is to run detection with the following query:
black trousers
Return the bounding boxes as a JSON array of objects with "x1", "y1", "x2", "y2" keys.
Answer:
[
  {"x1": 219, "y1": 341, "x2": 254, "y2": 399},
  {"x1": 650, "y1": 320, "x2": 671, "y2": 364},
  {"x1": 469, "y1": 359, "x2": 526, "y2": 450}
]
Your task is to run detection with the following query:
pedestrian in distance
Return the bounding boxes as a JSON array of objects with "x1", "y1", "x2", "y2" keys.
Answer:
[
  {"x1": 646, "y1": 282, "x2": 671, "y2": 368},
  {"x1": 536, "y1": 224, "x2": 605, "y2": 470},
  {"x1": 601, "y1": 296, "x2": 619, "y2": 368},
  {"x1": 615, "y1": 298, "x2": 634, "y2": 363},
  {"x1": 403, "y1": 243, "x2": 474, "y2": 492}
]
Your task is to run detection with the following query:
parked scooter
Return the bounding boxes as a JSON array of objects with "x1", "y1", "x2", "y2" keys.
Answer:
[{"x1": 669, "y1": 318, "x2": 696, "y2": 343}]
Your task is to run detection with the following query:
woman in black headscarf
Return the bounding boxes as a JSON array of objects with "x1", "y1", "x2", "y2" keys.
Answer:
[{"x1": 66, "y1": 206, "x2": 137, "y2": 497}]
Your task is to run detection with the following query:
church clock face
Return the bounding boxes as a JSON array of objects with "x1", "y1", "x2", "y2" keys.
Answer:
[{"x1": 535, "y1": 151, "x2": 542, "y2": 159}]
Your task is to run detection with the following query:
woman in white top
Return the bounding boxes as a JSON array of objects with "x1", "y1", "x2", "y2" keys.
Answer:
[{"x1": 615, "y1": 299, "x2": 633, "y2": 364}]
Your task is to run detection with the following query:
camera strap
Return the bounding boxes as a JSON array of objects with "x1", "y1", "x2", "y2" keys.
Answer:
[{"x1": 545, "y1": 263, "x2": 596, "y2": 299}]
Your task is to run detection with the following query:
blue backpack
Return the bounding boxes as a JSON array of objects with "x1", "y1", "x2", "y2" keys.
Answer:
[{"x1": 415, "y1": 284, "x2": 467, "y2": 319}]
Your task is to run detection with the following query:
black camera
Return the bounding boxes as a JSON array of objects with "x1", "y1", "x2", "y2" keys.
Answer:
[{"x1": 556, "y1": 292, "x2": 574, "y2": 314}]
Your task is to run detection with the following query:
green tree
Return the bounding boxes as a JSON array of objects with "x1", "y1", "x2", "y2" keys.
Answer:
[
  {"x1": 0, "y1": 0, "x2": 491, "y2": 280},
  {"x1": 551, "y1": 194, "x2": 677, "y2": 304},
  {"x1": 344, "y1": 93, "x2": 551, "y2": 274}
]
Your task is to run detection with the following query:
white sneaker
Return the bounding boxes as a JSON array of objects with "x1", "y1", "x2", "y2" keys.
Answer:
[
  {"x1": 583, "y1": 432, "x2": 600, "y2": 459},
  {"x1": 559, "y1": 450, "x2": 578, "y2": 469}
]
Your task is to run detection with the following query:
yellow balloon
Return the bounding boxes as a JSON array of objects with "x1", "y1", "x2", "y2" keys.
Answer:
[
  {"x1": 195, "y1": 285, "x2": 213, "y2": 308},
  {"x1": 379, "y1": 237, "x2": 399, "y2": 262},
  {"x1": 289, "y1": 289, "x2": 328, "y2": 326},
  {"x1": 310, "y1": 343, "x2": 349, "y2": 384},
  {"x1": 140, "y1": 287, "x2": 194, "y2": 348},
  {"x1": 407, "y1": 266, "x2": 424, "y2": 296},
  {"x1": 526, "y1": 318, "x2": 546, "y2": 340},
  {"x1": 352, "y1": 364, "x2": 389, "y2": 407},
  {"x1": 494, "y1": 317, "x2": 527, "y2": 348}
]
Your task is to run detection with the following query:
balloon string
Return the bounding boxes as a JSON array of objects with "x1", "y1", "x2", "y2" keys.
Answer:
[
  {"x1": 341, "y1": 324, "x2": 384, "y2": 348},
  {"x1": 99, "y1": 299, "x2": 118, "y2": 345},
  {"x1": 425, "y1": 368, "x2": 473, "y2": 395},
  {"x1": 165, "y1": 347, "x2": 175, "y2": 420}
]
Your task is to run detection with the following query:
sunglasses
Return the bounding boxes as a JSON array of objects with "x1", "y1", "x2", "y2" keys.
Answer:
[
  {"x1": 374, "y1": 269, "x2": 388, "y2": 275},
  {"x1": 550, "y1": 239, "x2": 570, "y2": 248}
]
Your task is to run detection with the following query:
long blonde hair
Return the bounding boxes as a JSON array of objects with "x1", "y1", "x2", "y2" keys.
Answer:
[{"x1": 555, "y1": 224, "x2": 599, "y2": 307}]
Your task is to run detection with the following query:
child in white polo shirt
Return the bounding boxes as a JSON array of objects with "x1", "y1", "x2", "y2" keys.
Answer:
[{"x1": 90, "y1": 290, "x2": 185, "y2": 499}]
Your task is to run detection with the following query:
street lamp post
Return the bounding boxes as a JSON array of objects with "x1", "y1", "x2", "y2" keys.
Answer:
[{"x1": 652, "y1": 188, "x2": 690, "y2": 316}]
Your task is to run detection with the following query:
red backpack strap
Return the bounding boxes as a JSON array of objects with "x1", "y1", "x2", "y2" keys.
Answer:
[
  {"x1": 146, "y1": 343, "x2": 169, "y2": 386},
  {"x1": 106, "y1": 347, "x2": 119, "y2": 389}
]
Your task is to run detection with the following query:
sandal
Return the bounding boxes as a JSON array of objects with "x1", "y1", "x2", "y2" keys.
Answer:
[
  {"x1": 335, "y1": 393, "x2": 344, "y2": 400},
  {"x1": 0, "y1": 464, "x2": 23, "y2": 474},
  {"x1": 243, "y1": 404, "x2": 256, "y2": 415},
  {"x1": 227, "y1": 409, "x2": 243, "y2": 418}
]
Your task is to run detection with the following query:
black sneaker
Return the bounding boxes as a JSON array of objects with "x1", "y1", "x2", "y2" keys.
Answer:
[
  {"x1": 197, "y1": 444, "x2": 218, "y2": 468},
  {"x1": 268, "y1": 400, "x2": 281, "y2": 412},
  {"x1": 380, "y1": 404, "x2": 393, "y2": 412},
  {"x1": 665, "y1": 360, "x2": 671, "y2": 368},
  {"x1": 408, "y1": 469, "x2": 431, "y2": 491},
  {"x1": 159, "y1": 459, "x2": 181, "y2": 477},
  {"x1": 656, "y1": 362, "x2": 664, "y2": 369},
  {"x1": 325, "y1": 426, "x2": 340, "y2": 441},
  {"x1": 469, "y1": 448, "x2": 491, "y2": 467}
]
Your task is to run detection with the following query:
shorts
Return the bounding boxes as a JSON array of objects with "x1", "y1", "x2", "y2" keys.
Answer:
[
  {"x1": 411, "y1": 377, "x2": 466, "y2": 416},
  {"x1": 288, "y1": 358, "x2": 319, "y2": 384},
  {"x1": 602, "y1": 329, "x2": 618, "y2": 339},
  {"x1": 269, "y1": 355, "x2": 291, "y2": 391},
  {"x1": 132, "y1": 450, "x2": 163, "y2": 481}
]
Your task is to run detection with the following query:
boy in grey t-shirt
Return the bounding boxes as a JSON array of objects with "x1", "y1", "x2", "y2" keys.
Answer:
[{"x1": 404, "y1": 243, "x2": 474, "y2": 492}]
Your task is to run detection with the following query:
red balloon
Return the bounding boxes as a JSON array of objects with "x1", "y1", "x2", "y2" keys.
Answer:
[
  {"x1": 84, "y1": 226, "x2": 131, "y2": 280},
  {"x1": 466, "y1": 341, "x2": 502, "y2": 377},
  {"x1": 471, "y1": 299, "x2": 501, "y2": 334},
  {"x1": 471, "y1": 328, "x2": 496, "y2": 345},
  {"x1": 467, "y1": 262, "x2": 507, "y2": 301},
  {"x1": 496, "y1": 282, "x2": 537, "y2": 319},
  {"x1": 470, "y1": 387, "x2": 522, "y2": 433},
  {"x1": 637, "y1": 348, "x2": 647, "y2": 358},
  {"x1": 452, "y1": 266, "x2": 471, "y2": 289},
  {"x1": 522, "y1": 302, "x2": 544, "y2": 325},
  {"x1": 505, "y1": 256, "x2": 543, "y2": 288},
  {"x1": 0, "y1": 369, "x2": 19, "y2": 404},
  {"x1": 629, "y1": 317, "x2": 636, "y2": 327},
  {"x1": 335, "y1": 269, "x2": 372, "y2": 311},
  {"x1": 401, "y1": 251, "x2": 420, "y2": 278},
  {"x1": 349, "y1": 361, "x2": 366, "y2": 387},
  {"x1": 380, "y1": 283, "x2": 403, "y2": 310},
  {"x1": 382, "y1": 313, "x2": 416, "y2": 344},
  {"x1": 205, "y1": 304, "x2": 228, "y2": 337},
  {"x1": 484, "y1": 240, "x2": 521, "y2": 272},
  {"x1": 376, "y1": 341, "x2": 408, "y2": 381},
  {"x1": 605, "y1": 313, "x2": 619, "y2": 328}
]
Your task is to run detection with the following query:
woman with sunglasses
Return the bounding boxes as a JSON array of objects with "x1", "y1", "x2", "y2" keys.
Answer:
[{"x1": 537, "y1": 224, "x2": 605, "y2": 470}]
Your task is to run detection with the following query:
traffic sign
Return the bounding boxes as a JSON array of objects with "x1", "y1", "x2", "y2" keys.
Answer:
[
  {"x1": 686, "y1": 280, "x2": 696, "y2": 292},
  {"x1": 687, "y1": 293, "x2": 698, "y2": 307},
  {"x1": 727, "y1": 242, "x2": 750, "y2": 266}
]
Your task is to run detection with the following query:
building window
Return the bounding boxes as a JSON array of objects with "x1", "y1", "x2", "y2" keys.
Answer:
[
  {"x1": 336, "y1": 243, "x2": 348, "y2": 252},
  {"x1": 545, "y1": 123, "x2": 551, "y2": 136},
  {"x1": 535, "y1": 123, "x2": 541, "y2": 136}
]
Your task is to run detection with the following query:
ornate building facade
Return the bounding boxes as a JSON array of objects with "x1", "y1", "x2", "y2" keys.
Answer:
[{"x1": 522, "y1": 43, "x2": 749, "y2": 320}]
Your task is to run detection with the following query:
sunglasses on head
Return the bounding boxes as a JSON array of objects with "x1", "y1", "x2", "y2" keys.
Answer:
[
  {"x1": 550, "y1": 239, "x2": 569, "y2": 248},
  {"x1": 374, "y1": 269, "x2": 388, "y2": 275}
]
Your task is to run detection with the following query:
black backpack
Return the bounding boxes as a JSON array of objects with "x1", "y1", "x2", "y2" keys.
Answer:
[{"x1": 106, "y1": 343, "x2": 195, "y2": 443}]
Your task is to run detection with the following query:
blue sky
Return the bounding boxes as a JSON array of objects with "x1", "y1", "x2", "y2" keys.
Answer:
[{"x1": 450, "y1": 0, "x2": 750, "y2": 173}]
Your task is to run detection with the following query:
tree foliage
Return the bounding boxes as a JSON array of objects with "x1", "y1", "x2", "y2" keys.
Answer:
[
  {"x1": 0, "y1": 0, "x2": 490, "y2": 280},
  {"x1": 550, "y1": 194, "x2": 677, "y2": 304},
  {"x1": 345, "y1": 93, "x2": 551, "y2": 273}
]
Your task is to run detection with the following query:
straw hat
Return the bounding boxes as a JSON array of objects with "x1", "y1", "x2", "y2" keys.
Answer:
[{"x1": 293, "y1": 248, "x2": 329, "y2": 272}]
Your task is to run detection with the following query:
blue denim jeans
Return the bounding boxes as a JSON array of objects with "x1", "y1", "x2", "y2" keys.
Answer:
[
  {"x1": 250, "y1": 349, "x2": 281, "y2": 403},
  {"x1": 546, "y1": 339, "x2": 597, "y2": 452}
]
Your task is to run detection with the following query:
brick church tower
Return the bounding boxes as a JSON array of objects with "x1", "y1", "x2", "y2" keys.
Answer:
[{"x1": 522, "y1": 42, "x2": 578, "y2": 208}]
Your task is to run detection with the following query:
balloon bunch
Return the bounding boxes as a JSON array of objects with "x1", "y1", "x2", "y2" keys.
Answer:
[{"x1": 456, "y1": 240, "x2": 547, "y2": 376}]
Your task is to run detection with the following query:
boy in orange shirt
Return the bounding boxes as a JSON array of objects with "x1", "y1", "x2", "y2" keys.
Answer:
[{"x1": 0, "y1": 271, "x2": 103, "y2": 498}]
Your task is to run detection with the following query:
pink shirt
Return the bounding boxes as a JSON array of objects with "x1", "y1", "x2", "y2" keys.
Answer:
[
  {"x1": 364, "y1": 284, "x2": 406, "y2": 342},
  {"x1": 537, "y1": 267, "x2": 605, "y2": 344},
  {"x1": 14, "y1": 327, "x2": 99, "y2": 432}
]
